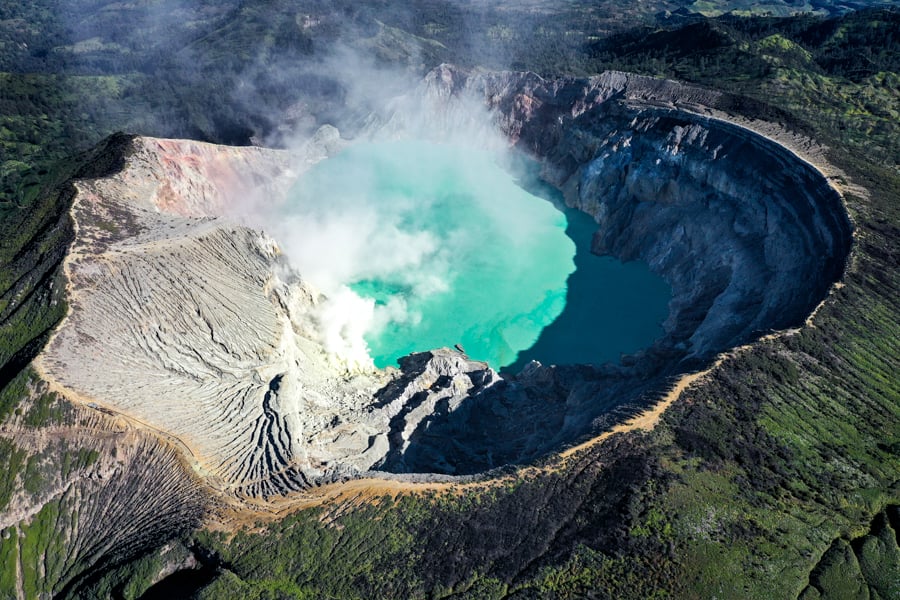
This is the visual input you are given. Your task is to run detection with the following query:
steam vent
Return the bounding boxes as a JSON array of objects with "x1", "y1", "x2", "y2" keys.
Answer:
[{"x1": 35, "y1": 66, "x2": 852, "y2": 502}]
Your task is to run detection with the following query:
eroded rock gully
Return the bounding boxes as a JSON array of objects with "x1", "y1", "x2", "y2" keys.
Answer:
[
  {"x1": 0, "y1": 390, "x2": 206, "y2": 596},
  {"x1": 33, "y1": 68, "x2": 851, "y2": 500}
]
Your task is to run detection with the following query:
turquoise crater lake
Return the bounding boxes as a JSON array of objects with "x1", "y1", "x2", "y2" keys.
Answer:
[{"x1": 284, "y1": 141, "x2": 670, "y2": 370}]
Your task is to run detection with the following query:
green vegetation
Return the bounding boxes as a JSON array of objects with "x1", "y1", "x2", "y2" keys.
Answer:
[
  {"x1": 72, "y1": 540, "x2": 198, "y2": 600},
  {"x1": 581, "y1": 9, "x2": 900, "y2": 168},
  {"x1": 0, "y1": 367, "x2": 31, "y2": 421},
  {"x1": 192, "y1": 501, "x2": 425, "y2": 598},
  {"x1": 19, "y1": 500, "x2": 65, "y2": 598},
  {"x1": 0, "y1": 433, "x2": 122, "y2": 599},
  {"x1": 0, "y1": 72, "x2": 139, "y2": 199},
  {"x1": 0, "y1": 154, "x2": 73, "y2": 387},
  {"x1": 0, "y1": 3, "x2": 897, "y2": 599},
  {"x1": 21, "y1": 385, "x2": 71, "y2": 428},
  {"x1": 853, "y1": 510, "x2": 900, "y2": 599},
  {"x1": 801, "y1": 509, "x2": 900, "y2": 599},
  {"x1": 0, "y1": 438, "x2": 27, "y2": 512}
]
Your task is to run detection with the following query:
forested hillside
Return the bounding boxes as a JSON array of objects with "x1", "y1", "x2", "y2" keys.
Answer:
[{"x1": 0, "y1": 3, "x2": 897, "y2": 598}]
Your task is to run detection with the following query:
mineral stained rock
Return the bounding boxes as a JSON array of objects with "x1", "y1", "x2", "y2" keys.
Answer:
[{"x1": 33, "y1": 67, "x2": 852, "y2": 496}]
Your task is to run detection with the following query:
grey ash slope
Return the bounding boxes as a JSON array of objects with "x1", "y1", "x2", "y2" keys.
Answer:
[{"x1": 32, "y1": 136, "x2": 502, "y2": 498}]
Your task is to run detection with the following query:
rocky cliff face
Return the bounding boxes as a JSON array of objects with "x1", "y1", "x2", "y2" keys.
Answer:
[
  {"x1": 359, "y1": 65, "x2": 852, "y2": 474},
  {"x1": 26, "y1": 67, "x2": 852, "y2": 498}
]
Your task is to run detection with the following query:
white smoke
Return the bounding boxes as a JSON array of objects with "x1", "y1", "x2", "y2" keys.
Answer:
[
  {"x1": 241, "y1": 55, "x2": 514, "y2": 371},
  {"x1": 312, "y1": 286, "x2": 376, "y2": 371},
  {"x1": 271, "y1": 181, "x2": 451, "y2": 370}
]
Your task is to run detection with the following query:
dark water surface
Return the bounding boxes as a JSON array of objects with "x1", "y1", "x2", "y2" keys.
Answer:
[{"x1": 506, "y1": 170, "x2": 671, "y2": 372}]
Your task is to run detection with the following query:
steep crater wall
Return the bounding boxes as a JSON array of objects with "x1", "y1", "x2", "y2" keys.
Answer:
[
  {"x1": 545, "y1": 109, "x2": 851, "y2": 360},
  {"x1": 428, "y1": 66, "x2": 853, "y2": 362}
]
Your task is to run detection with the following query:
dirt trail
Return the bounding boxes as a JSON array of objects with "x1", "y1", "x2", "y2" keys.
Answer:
[{"x1": 206, "y1": 355, "x2": 733, "y2": 528}]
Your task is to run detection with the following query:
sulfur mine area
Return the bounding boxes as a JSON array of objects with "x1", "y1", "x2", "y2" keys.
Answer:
[{"x1": 32, "y1": 66, "x2": 851, "y2": 505}]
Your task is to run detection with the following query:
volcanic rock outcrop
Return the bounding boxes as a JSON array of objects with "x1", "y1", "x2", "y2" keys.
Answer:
[{"x1": 32, "y1": 67, "x2": 852, "y2": 494}]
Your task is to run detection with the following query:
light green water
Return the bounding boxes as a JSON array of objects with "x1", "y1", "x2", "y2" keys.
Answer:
[{"x1": 285, "y1": 140, "x2": 576, "y2": 368}]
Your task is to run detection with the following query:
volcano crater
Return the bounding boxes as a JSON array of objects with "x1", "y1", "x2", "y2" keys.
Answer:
[{"x1": 35, "y1": 67, "x2": 852, "y2": 499}]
